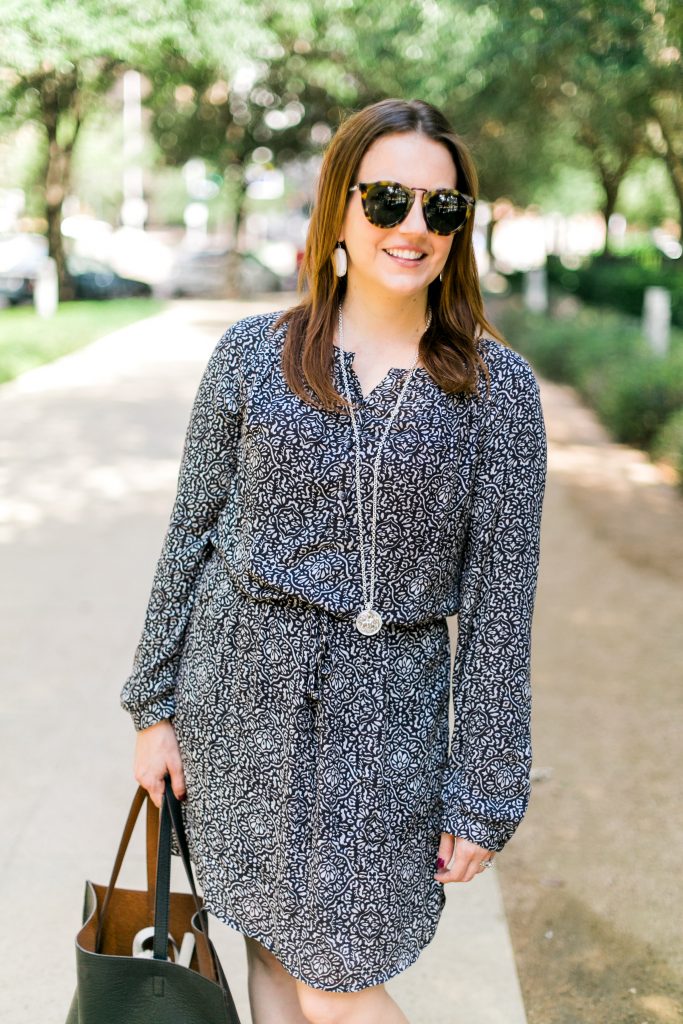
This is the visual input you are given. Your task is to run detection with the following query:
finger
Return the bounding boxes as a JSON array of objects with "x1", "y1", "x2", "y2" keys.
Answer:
[
  {"x1": 435, "y1": 832, "x2": 455, "y2": 873},
  {"x1": 476, "y1": 856, "x2": 495, "y2": 875},
  {"x1": 437, "y1": 853, "x2": 496, "y2": 884},
  {"x1": 436, "y1": 836, "x2": 470, "y2": 881},
  {"x1": 146, "y1": 780, "x2": 164, "y2": 809},
  {"x1": 134, "y1": 768, "x2": 166, "y2": 809},
  {"x1": 435, "y1": 860, "x2": 475, "y2": 884},
  {"x1": 170, "y1": 767, "x2": 187, "y2": 800},
  {"x1": 152, "y1": 773, "x2": 168, "y2": 809},
  {"x1": 165, "y1": 751, "x2": 187, "y2": 800},
  {"x1": 435, "y1": 837, "x2": 478, "y2": 882},
  {"x1": 166, "y1": 759, "x2": 187, "y2": 801},
  {"x1": 463, "y1": 860, "x2": 482, "y2": 883}
]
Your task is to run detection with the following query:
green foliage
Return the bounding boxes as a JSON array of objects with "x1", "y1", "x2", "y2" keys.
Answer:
[
  {"x1": 495, "y1": 300, "x2": 683, "y2": 477},
  {"x1": 0, "y1": 0, "x2": 270, "y2": 284},
  {"x1": 546, "y1": 254, "x2": 683, "y2": 327},
  {"x1": 616, "y1": 156, "x2": 679, "y2": 227},
  {"x1": 590, "y1": 348, "x2": 683, "y2": 449},
  {"x1": 459, "y1": 0, "x2": 682, "y2": 227},
  {"x1": 0, "y1": 1, "x2": 263, "y2": 75},
  {"x1": 651, "y1": 406, "x2": 683, "y2": 481},
  {"x1": 531, "y1": 161, "x2": 604, "y2": 218},
  {"x1": 141, "y1": 0, "x2": 491, "y2": 177},
  {"x1": 0, "y1": 0, "x2": 680, "y2": 254}
]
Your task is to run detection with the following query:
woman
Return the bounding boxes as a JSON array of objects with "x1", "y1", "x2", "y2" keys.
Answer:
[{"x1": 121, "y1": 97, "x2": 547, "y2": 1024}]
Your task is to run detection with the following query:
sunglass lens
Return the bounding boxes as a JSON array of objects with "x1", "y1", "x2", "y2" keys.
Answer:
[
  {"x1": 425, "y1": 193, "x2": 469, "y2": 235},
  {"x1": 364, "y1": 183, "x2": 410, "y2": 227}
]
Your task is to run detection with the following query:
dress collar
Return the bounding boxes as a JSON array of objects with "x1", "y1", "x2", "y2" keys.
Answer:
[{"x1": 332, "y1": 345, "x2": 432, "y2": 406}]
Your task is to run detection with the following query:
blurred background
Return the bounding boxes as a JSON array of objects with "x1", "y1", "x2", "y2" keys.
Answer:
[
  {"x1": 1, "y1": 4, "x2": 682, "y2": 1024},
  {"x1": 1, "y1": 0, "x2": 681, "y2": 481}
]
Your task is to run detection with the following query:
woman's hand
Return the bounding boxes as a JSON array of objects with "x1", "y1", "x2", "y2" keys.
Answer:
[
  {"x1": 434, "y1": 832, "x2": 495, "y2": 883},
  {"x1": 133, "y1": 718, "x2": 186, "y2": 809}
]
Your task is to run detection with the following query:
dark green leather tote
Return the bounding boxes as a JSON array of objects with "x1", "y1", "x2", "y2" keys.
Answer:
[{"x1": 65, "y1": 774, "x2": 241, "y2": 1023}]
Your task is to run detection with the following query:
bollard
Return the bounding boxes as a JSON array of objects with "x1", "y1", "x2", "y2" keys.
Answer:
[
  {"x1": 642, "y1": 286, "x2": 671, "y2": 357},
  {"x1": 34, "y1": 257, "x2": 58, "y2": 318},
  {"x1": 523, "y1": 266, "x2": 548, "y2": 313}
]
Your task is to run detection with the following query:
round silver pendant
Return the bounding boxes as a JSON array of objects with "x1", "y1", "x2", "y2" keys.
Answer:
[{"x1": 355, "y1": 608, "x2": 382, "y2": 636}]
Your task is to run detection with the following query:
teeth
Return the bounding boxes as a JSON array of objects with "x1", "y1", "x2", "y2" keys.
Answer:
[{"x1": 386, "y1": 249, "x2": 424, "y2": 260}]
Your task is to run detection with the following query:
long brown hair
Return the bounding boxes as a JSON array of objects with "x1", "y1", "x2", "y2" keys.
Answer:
[{"x1": 273, "y1": 97, "x2": 503, "y2": 411}]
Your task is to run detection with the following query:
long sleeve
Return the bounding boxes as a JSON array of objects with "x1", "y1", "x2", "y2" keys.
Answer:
[
  {"x1": 120, "y1": 325, "x2": 242, "y2": 731},
  {"x1": 440, "y1": 354, "x2": 548, "y2": 852}
]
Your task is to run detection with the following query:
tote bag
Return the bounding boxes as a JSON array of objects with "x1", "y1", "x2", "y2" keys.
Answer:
[{"x1": 64, "y1": 774, "x2": 241, "y2": 1023}]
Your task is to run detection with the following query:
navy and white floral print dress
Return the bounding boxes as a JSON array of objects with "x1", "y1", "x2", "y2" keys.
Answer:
[{"x1": 120, "y1": 310, "x2": 547, "y2": 992}]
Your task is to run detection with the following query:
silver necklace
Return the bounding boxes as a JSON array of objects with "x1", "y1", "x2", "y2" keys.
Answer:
[{"x1": 337, "y1": 301, "x2": 432, "y2": 636}]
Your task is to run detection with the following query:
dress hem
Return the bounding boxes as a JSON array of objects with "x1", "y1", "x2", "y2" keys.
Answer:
[{"x1": 202, "y1": 896, "x2": 442, "y2": 994}]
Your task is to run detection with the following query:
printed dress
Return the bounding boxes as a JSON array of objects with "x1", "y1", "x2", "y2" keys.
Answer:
[{"x1": 120, "y1": 310, "x2": 548, "y2": 992}]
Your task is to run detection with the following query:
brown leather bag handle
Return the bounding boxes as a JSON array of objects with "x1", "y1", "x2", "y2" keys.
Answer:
[
  {"x1": 95, "y1": 785, "x2": 147, "y2": 951},
  {"x1": 94, "y1": 784, "x2": 209, "y2": 967}
]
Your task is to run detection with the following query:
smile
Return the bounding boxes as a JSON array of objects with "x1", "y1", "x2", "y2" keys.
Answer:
[{"x1": 384, "y1": 248, "x2": 426, "y2": 262}]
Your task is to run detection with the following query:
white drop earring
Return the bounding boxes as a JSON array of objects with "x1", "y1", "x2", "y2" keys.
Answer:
[{"x1": 334, "y1": 242, "x2": 348, "y2": 277}]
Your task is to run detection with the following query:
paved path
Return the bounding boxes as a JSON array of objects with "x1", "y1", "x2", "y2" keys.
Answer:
[
  {"x1": 496, "y1": 371, "x2": 683, "y2": 1022},
  {"x1": 0, "y1": 298, "x2": 526, "y2": 1024}
]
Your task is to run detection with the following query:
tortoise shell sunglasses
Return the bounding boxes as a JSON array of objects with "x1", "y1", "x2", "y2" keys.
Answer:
[{"x1": 348, "y1": 180, "x2": 476, "y2": 236}]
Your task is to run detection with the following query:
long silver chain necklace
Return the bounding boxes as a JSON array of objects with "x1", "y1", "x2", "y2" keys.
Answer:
[{"x1": 337, "y1": 301, "x2": 432, "y2": 636}]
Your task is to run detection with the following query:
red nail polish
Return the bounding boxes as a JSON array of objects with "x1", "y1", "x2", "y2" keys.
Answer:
[{"x1": 436, "y1": 857, "x2": 445, "y2": 870}]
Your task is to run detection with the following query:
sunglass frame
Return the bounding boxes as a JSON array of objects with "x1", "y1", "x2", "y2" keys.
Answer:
[{"x1": 348, "y1": 180, "x2": 476, "y2": 236}]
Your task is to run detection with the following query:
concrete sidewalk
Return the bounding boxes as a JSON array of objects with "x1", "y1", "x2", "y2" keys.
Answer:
[{"x1": 0, "y1": 297, "x2": 527, "y2": 1024}]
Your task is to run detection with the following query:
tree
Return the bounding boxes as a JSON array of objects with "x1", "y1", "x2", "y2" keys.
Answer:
[
  {"x1": 0, "y1": 0, "x2": 265, "y2": 296},
  {"x1": 460, "y1": 0, "x2": 682, "y2": 247},
  {"x1": 4, "y1": 0, "x2": 677, "y2": 300},
  {"x1": 141, "y1": 0, "x2": 491, "y2": 278},
  {"x1": 642, "y1": 1, "x2": 683, "y2": 228},
  {"x1": 139, "y1": 0, "x2": 464, "y2": 288}
]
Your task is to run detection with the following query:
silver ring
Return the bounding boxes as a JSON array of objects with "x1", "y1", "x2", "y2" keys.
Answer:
[{"x1": 481, "y1": 859, "x2": 494, "y2": 870}]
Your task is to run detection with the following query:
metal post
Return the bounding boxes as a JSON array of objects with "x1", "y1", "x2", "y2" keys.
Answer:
[
  {"x1": 642, "y1": 287, "x2": 671, "y2": 357},
  {"x1": 523, "y1": 266, "x2": 548, "y2": 313},
  {"x1": 121, "y1": 70, "x2": 148, "y2": 229},
  {"x1": 34, "y1": 257, "x2": 58, "y2": 318}
]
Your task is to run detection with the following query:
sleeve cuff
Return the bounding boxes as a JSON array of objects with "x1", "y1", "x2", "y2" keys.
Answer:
[
  {"x1": 439, "y1": 809, "x2": 513, "y2": 854},
  {"x1": 440, "y1": 785, "x2": 531, "y2": 854},
  {"x1": 124, "y1": 695, "x2": 177, "y2": 732}
]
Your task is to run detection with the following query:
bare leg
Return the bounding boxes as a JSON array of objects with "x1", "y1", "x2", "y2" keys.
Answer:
[
  {"x1": 295, "y1": 979, "x2": 410, "y2": 1024},
  {"x1": 244, "y1": 935, "x2": 310, "y2": 1024}
]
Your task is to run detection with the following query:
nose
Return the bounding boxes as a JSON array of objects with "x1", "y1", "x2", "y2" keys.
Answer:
[{"x1": 399, "y1": 191, "x2": 429, "y2": 234}]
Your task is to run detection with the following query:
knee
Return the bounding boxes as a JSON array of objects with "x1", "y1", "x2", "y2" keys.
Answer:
[
  {"x1": 296, "y1": 982, "x2": 370, "y2": 1024},
  {"x1": 296, "y1": 985, "x2": 341, "y2": 1024}
]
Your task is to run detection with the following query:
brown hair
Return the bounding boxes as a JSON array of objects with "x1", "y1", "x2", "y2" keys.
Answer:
[{"x1": 273, "y1": 97, "x2": 504, "y2": 411}]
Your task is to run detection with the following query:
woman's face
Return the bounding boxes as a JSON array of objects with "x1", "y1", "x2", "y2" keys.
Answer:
[{"x1": 338, "y1": 131, "x2": 458, "y2": 301}]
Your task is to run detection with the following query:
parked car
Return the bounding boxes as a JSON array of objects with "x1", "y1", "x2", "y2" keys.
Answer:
[
  {"x1": 168, "y1": 248, "x2": 282, "y2": 297},
  {"x1": 0, "y1": 235, "x2": 152, "y2": 304},
  {"x1": 67, "y1": 256, "x2": 151, "y2": 299},
  {"x1": 0, "y1": 233, "x2": 48, "y2": 304}
]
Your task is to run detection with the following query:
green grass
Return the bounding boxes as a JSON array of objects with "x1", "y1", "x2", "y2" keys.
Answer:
[{"x1": 0, "y1": 298, "x2": 166, "y2": 384}]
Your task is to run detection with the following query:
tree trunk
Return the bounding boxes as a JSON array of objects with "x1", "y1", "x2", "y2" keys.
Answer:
[
  {"x1": 599, "y1": 172, "x2": 621, "y2": 257},
  {"x1": 485, "y1": 214, "x2": 495, "y2": 262},
  {"x1": 225, "y1": 184, "x2": 248, "y2": 298},
  {"x1": 38, "y1": 71, "x2": 81, "y2": 301},
  {"x1": 654, "y1": 114, "x2": 683, "y2": 240},
  {"x1": 577, "y1": 123, "x2": 634, "y2": 258}
]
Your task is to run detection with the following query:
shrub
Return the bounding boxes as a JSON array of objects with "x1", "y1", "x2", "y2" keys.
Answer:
[
  {"x1": 651, "y1": 408, "x2": 683, "y2": 486},
  {"x1": 545, "y1": 253, "x2": 683, "y2": 327},
  {"x1": 492, "y1": 297, "x2": 683, "y2": 455},
  {"x1": 590, "y1": 349, "x2": 683, "y2": 448}
]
